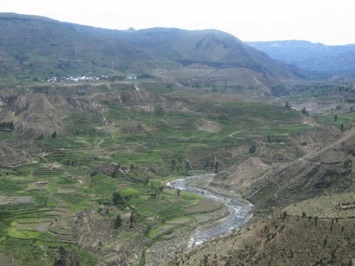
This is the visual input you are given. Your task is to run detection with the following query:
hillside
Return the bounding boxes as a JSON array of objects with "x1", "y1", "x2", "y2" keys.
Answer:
[
  {"x1": 0, "y1": 13, "x2": 300, "y2": 93},
  {"x1": 2, "y1": 12, "x2": 355, "y2": 266},
  {"x1": 211, "y1": 124, "x2": 355, "y2": 210},
  {"x1": 167, "y1": 117, "x2": 355, "y2": 265},
  {"x1": 248, "y1": 40, "x2": 355, "y2": 74},
  {"x1": 168, "y1": 203, "x2": 355, "y2": 265}
]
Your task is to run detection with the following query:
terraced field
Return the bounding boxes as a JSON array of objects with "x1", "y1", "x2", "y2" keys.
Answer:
[{"x1": 0, "y1": 81, "x2": 319, "y2": 265}]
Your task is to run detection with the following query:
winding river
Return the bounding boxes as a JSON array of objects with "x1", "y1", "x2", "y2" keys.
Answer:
[{"x1": 169, "y1": 174, "x2": 253, "y2": 247}]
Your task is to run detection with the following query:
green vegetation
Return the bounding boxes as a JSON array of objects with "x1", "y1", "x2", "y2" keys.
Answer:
[
  {"x1": 1, "y1": 12, "x2": 355, "y2": 266},
  {"x1": 0, "y1": 75, "x2": 354, "y2": 265},
  {"x1": 0, "y1": 79, "x2": 319, "y2": 265}
]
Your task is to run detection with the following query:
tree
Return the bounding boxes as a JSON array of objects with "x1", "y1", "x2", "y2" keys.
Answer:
[
  {"x1": 214, "y1": 161, "x2": 219, "y2": 173},
  {"x1": 341, "y1": 123, "x2": 345, "y2": 131},
  {"x1": 249, "y1": 144, "x2": 256, "y2": 154},
  {"x1": 114, "y1": 214, "x2": 122, "y2": 228},
  {"x1": 334, "y1": 114, "x2": 338, "y2": 121},
  {"x1": 282, "y1": 211, "x2": 287, "y2": 222},
  {"x1": 302, "y1": 107, "x2": 309, "y2": 115},
  {"x1": 51, "y1": 130, "x2": 57, "y2": 138},
  {"x1": 129, "y1": 211, "x2": 135, "y2": 228},
  {"x1": 171, "y1": 159, "x2": 176, "y2": 171}
]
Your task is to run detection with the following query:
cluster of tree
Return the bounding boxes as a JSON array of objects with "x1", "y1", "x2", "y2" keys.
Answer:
[
  {"x1": 111, "y1": 192, "x2": 136, "y2": 228},
  {"x1": 267, "y1": 135, "x2": 283, "y2": 143},
  {"x1": 203, "y1": 158, "x2": 219, "y2": 173},
  {"x1": 0, "y1": 121, "x2": 14, "y2": 131},
  {"x1": 113, "y1": 212, "x2": 135, "y2": 229},
  {"x1": 54, "y1": 246, "x2": 80, "y2": 266},
  {"x1": 344, "y1": 159, "x2": 352, "y2": 168},
  {"x1": 171, "y1": 158, "x2": 192, "y2": 172},
  {"x1": 136, "y1": 73, "x2": 155, "y2": 79}
]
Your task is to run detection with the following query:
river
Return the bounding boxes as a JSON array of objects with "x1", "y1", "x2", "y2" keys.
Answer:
[{"x1": 169, "y1": 174, "x2": 253, "y2": 247}]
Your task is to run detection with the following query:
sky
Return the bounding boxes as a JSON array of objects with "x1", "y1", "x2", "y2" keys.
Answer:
[{"x1": 1, "y1": 0, "x2": 354, "y2": 45}]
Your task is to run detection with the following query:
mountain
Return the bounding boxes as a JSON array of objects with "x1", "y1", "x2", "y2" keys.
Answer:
[
  {"x1": 4, "y1": 13, "x2": 355, "y2": 266},
  {"x1": 0, "y1": 13, "x2": 159, "y2": 77},
  {"x1": 0, "y1": 13, "x2": 300, "y2": 91},
  {"x1": 248, "y1": 40, "x2": 355, "y2": 74},
  {"x1": 120, "y1": 28, "x2": 291, "y2": 76}
]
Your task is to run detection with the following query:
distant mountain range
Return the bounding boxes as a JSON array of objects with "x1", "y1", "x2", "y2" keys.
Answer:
[
  {"x1": 248, "y1": 40, "x2": 355, "y2": 74},
  {"x1": 4, "y1": 13, "x2": 355, "y2": 88},
  {"x1": 0, "y1": 13, "x2": 299, "y2": 91}
]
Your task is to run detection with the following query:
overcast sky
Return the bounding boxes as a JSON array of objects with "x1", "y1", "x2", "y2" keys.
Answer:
[{"x1": 1, "y1": 0, "x2": 354, "y2": 45}]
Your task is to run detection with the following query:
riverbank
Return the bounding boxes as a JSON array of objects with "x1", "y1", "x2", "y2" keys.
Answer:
[
  {"x1": 170, "y1": 174, "x2": 253, "y2": 247},
  {"x1": 144, "y1": 174, "x2": 252, "y2": 265}
]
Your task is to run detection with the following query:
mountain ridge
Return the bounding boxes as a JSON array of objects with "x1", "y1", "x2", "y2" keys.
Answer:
[{"x1": 0, "y1": 12, "x2": 300, "y2": 91}]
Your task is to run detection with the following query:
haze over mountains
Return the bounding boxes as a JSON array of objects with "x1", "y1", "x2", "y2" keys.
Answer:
[{"x1": 249, "y1": 40, "x2": 355, "y2": 74}]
